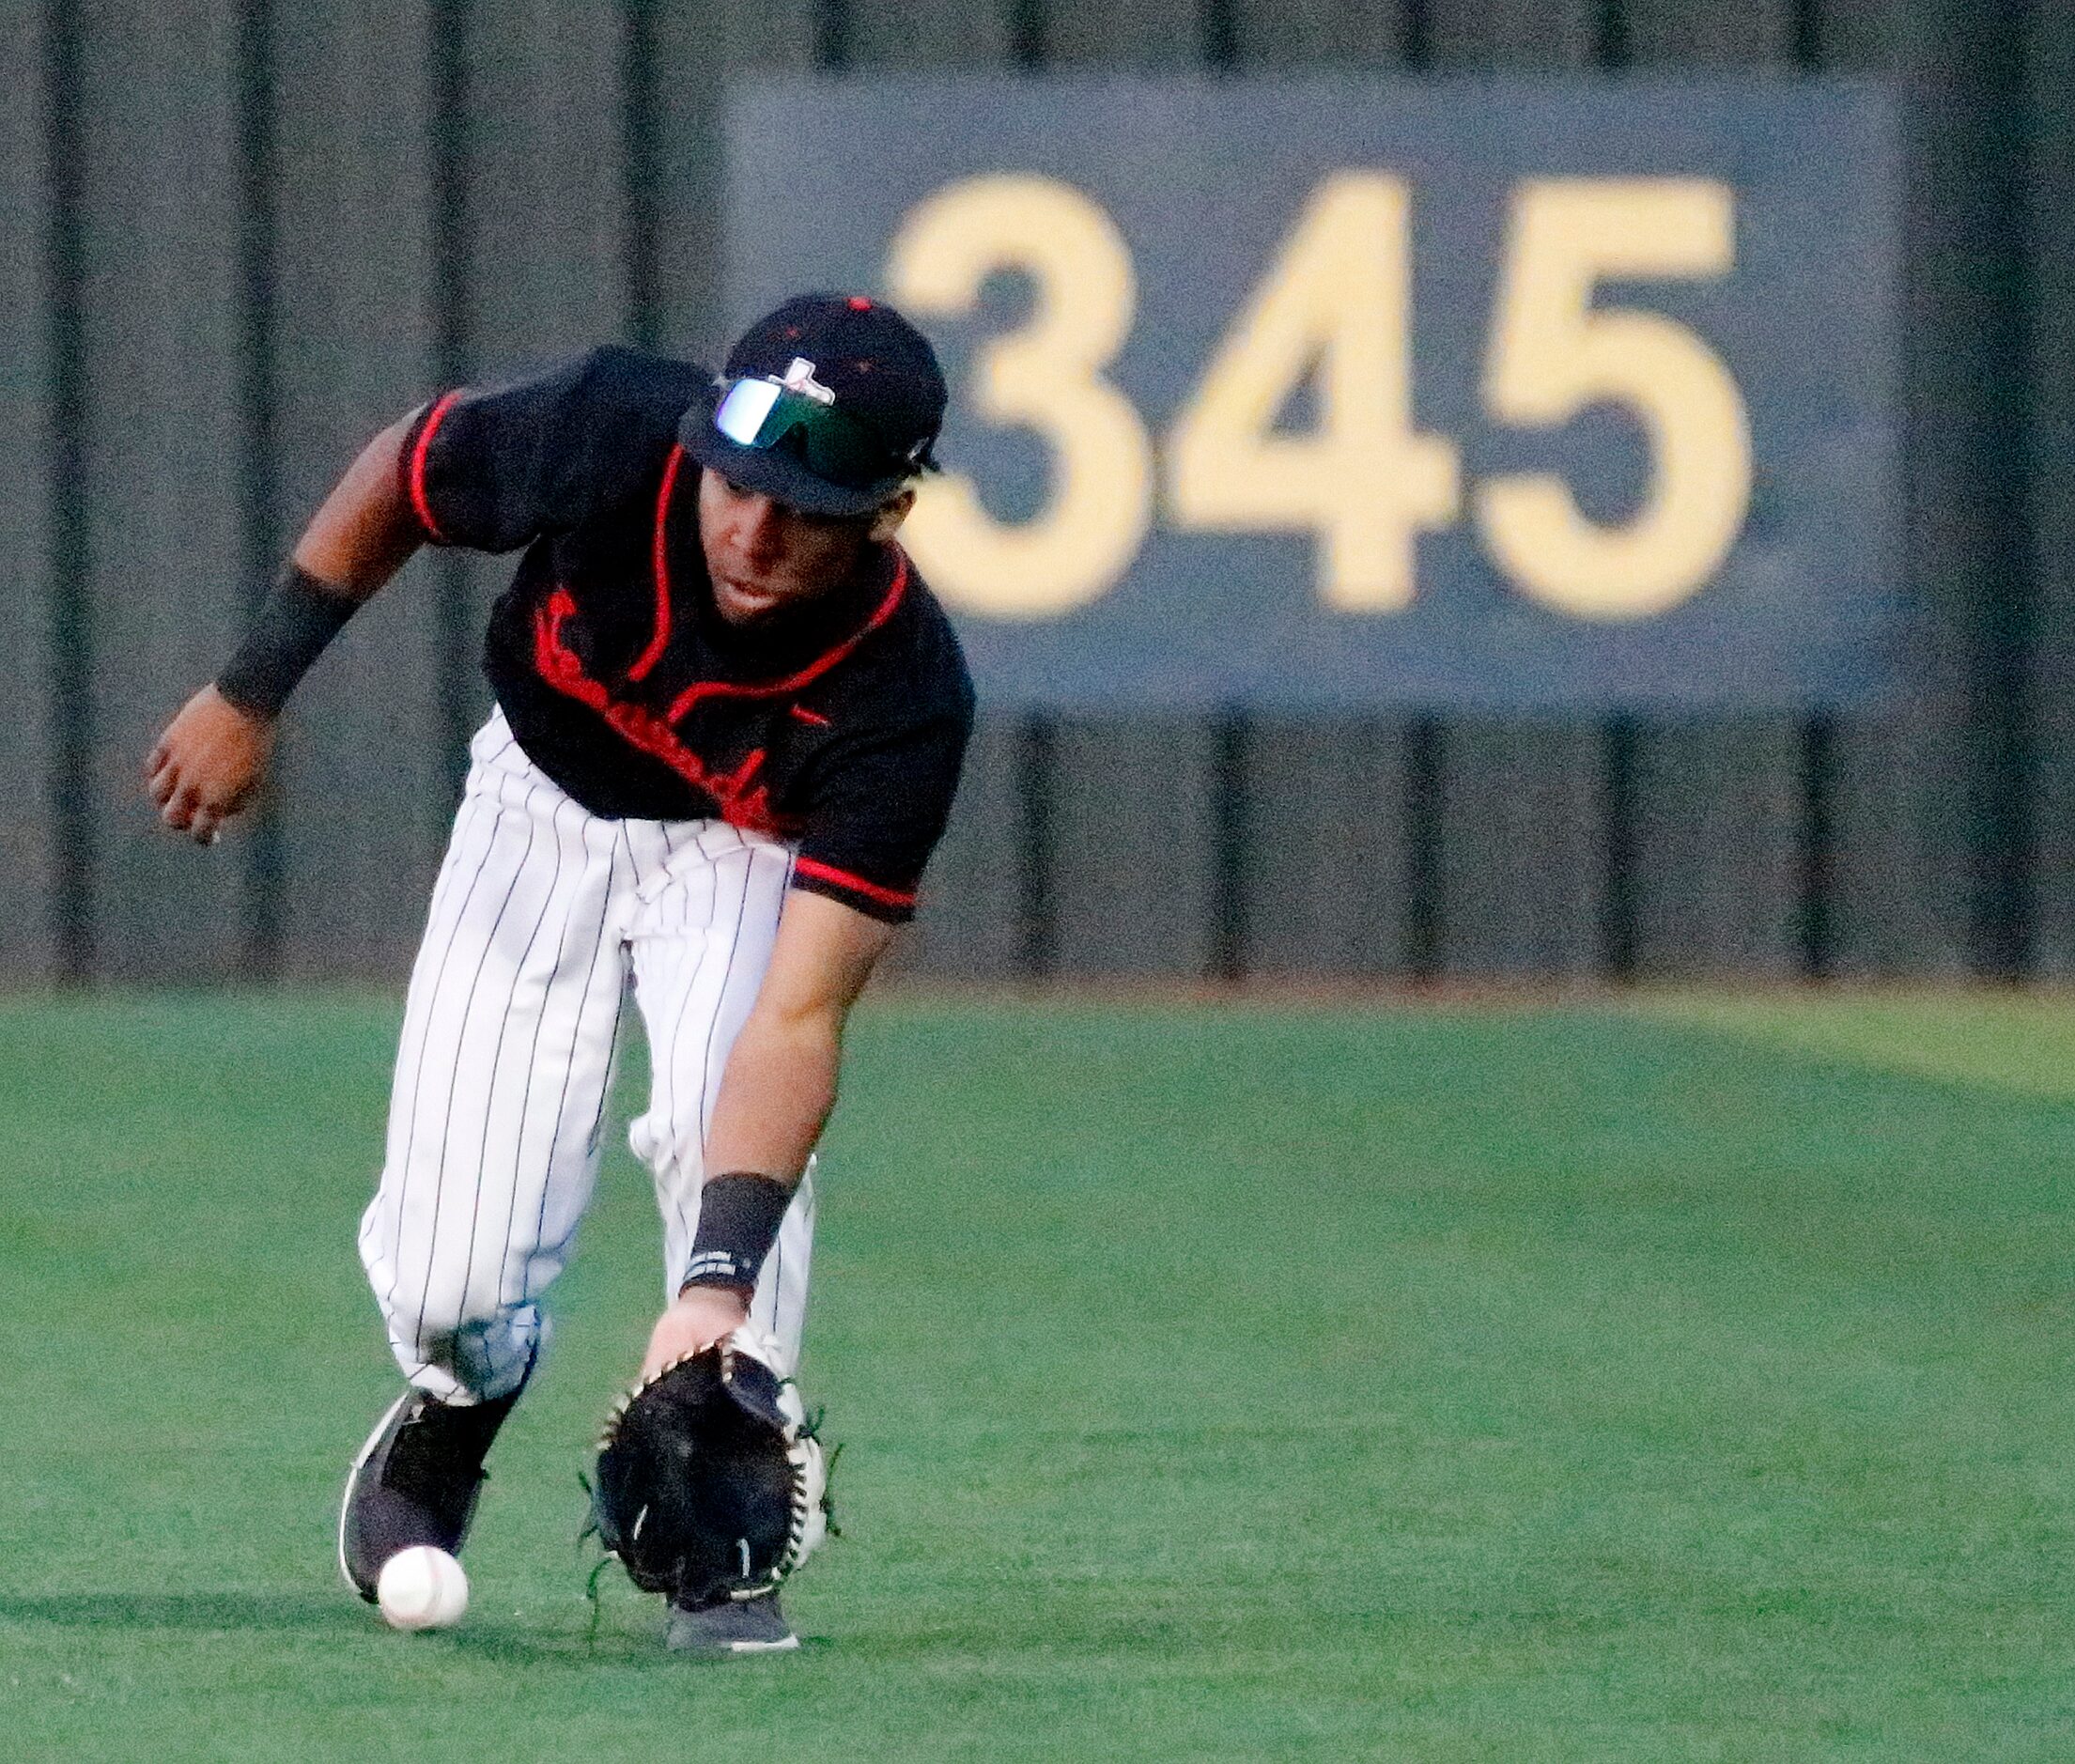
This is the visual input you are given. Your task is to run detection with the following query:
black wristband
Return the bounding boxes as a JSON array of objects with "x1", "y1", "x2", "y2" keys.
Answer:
[
  {"x1": 215, "y1": 563, "x2": 360, "y2": 719},
  {"x1": 680, "y1": 1172, "x2": 793, "y2": 1293}
]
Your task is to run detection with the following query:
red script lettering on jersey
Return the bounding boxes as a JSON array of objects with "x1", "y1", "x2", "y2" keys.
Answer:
[{"x1": 531, "y1": 588, "x2": 785, "y2": 836}]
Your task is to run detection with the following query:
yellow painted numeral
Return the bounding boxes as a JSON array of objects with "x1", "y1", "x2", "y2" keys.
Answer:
[
  {"x1": 1165, "y1": 173, "x2": 1461, "y2": 611},
  {"x1": 884, "y1": 174, "x2": 1153, "y2": 620},
  {"x1": 1474, "y1": 178, "x2": 1752, "y2": 620}
]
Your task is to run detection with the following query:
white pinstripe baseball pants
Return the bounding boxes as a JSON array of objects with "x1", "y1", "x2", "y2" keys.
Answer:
[{"x1": 358, "y1": 710, "x2": 815, "y2": 1403}]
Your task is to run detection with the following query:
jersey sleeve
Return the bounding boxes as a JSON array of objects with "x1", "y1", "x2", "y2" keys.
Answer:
[
  {"x1": 790, "y1": 701, "x2": 973, "y2": 925},
  {"x1": 398, "y1": 346, "x2": 679, "y2": 552}
]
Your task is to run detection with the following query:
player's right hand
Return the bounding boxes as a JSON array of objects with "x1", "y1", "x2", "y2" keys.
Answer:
[{"x1": 145, "y1": 685, "x2": 276, "y2": 846}]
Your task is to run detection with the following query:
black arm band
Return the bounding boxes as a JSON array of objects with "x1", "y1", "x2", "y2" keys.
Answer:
[
  {"x1": 215, "y1": 563, "x2": 360, "y2": 719},
  {"x1": 680, "y1": 1172, "x2": 793, "y2": 1293}
]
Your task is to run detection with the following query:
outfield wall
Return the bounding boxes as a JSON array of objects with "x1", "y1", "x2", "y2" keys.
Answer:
[{"x1": 1, "y1": 0, "x2": 2067, "y2": 985}]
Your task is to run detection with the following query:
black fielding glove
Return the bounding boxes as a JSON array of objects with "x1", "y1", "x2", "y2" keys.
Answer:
[{"x1": 591, "y1": 1328, "x2": 829, "y2": 1608}]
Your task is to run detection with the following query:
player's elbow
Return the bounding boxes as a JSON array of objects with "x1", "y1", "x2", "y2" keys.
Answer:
[{"x1": 749, "y1": 1001, "x2": 844, "y2": 1106}]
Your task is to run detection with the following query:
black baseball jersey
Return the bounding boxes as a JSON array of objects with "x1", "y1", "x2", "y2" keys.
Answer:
[{"x1": 397, "y1": 346, "x2": 974, "y2": 924}]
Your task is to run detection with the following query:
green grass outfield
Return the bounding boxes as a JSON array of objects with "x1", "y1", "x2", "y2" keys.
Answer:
[{"x1": 0, "y1": 989, "x2": 2069, "y2": 1761}]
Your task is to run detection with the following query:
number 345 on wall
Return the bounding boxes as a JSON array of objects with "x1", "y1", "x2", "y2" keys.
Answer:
[{"x1": 885, "y1": 173, "x2": 1751, "y2": 624}]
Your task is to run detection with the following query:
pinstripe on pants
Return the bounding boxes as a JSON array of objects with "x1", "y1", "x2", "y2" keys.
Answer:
[{"x1": 358, "y1": 711, "x2": 815, "y2": 1403}]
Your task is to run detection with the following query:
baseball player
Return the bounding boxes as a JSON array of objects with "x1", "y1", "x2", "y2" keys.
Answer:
[{"x1": 144, "y1": 295, "x2": 973, "y2": 1656}]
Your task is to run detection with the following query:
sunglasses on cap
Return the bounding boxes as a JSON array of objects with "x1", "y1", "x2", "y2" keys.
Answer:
[{"x1": 710, "y1": 357, "x2": 918, "y2": 492}]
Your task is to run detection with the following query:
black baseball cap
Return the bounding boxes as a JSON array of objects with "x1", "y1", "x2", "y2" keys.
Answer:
[{"x1": 680, "y1": 293, "x2": 947, "y2": 518}]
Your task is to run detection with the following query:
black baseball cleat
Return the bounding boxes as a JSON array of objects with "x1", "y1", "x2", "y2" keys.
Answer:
[
  {"x1": 664, "y1": 1591, "x2": 799, "y2": 1658},
  {"x1": 337, "y1": 1386, "x2": 519, "y2": 1601}
]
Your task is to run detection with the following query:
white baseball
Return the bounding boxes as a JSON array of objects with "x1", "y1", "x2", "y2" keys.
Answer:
[{"x1": 376, "y1": 1546, "x2": 470, "y2": 1632}]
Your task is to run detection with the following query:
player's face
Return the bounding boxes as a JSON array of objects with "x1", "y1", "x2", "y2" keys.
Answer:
[{"x1": 698, "y1": 470, "x2": 904, "y2": 627}]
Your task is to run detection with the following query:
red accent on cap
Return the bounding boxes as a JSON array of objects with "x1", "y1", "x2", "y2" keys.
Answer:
[{"x1": 846, "y1": 295, "x2": 873, "y2": 311}]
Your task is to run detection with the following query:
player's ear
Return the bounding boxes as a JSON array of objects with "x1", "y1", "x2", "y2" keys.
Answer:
[{"x1": 867, "y1": 487, "x2": 916, "y2": 544}]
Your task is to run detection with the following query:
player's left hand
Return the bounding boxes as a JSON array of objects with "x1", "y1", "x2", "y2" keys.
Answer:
[
  {"x1": 642, "y1": 1287, "x2": 751, "y2": 1381},
  {"x1": 146, "y1": 684, "x2": 276, "y2": 845},
  {"x1": 593, "y1": 1327, "x2": 829, "y2": 1609}
]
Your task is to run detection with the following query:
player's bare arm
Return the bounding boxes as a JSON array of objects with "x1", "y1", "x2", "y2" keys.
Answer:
[
  {"x1": 642, "y1": 890, "x2": 897, "y2": 1375},
  {"x1": 145, "y1": 412, "x2": 422, "y2": 843}
]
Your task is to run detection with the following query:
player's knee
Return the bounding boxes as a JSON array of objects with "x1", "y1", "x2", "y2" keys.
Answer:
[{"x1": 386, "y1": 1279, "x2": 541, "y2": 1401}]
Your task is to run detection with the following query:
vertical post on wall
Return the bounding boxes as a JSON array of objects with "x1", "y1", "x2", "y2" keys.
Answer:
[
  {"x1": 1402, "y1": 0, "x2": 1433, "y2": 70},
  {"x1": 1601, "y1": 715, "x2": 1638, "y2": 983},
  {"x1": 1016, "y1": 714, "x2": 1057, "y2": 980},
  {"x1": 1200, "y1": 0, "x2": 1238, "y2": 1090},
  {"x1": 1790, "y1": 0, "x2": 1820, "y2": 72},
  {"x1": 1596, "y1": 0, "x2": 1628, "y2": 989},
  {"x1": 1594, "y1": 0, "x2": 1630, "y2": 69},
  {"x1": 1011, "y1": 0, "x2": 1046, "y2": 66},
  {"x1": 623, "y1": 0, "x2": 661, "y2": 353},
  {"x1": 1790, "y1": 0, "x2": 1832, "y2": 985},
  {"x1": 1967, "y1": 9, "x2": 2037, "y2": 981},
  {"x1": 1817, "y1": 3, "x2": 1974, "y2": 977},
  {"x1": 2023, "y1": 0, "x2": 2075, "y2": 974},
  {"x1": 1403, "y1": 715, "x2": 1443, "y2": 983},
  {"x1": 42, "y1": 0, "x2": 92, "y2": 984},
  {"x1": 1798, "y1": 711, "x2": 1835, "y2": 980},
  {"x1": 1210, "y1": 710, "x2": 1249, "y2": 983},
  {"x1": 816, "y1": 0, "x2": 851, "y2": 70},
  {"x1": 2, "y1": 2, "x2": 62, "y2": 983},
  {"x1": 234, "y1": 0, "x2": 282, "y2": 981},
  {"x1": 427, "y1": 0, "x2": 473, "y2": 806}
]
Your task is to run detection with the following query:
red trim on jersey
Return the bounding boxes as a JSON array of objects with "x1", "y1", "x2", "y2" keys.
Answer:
[
  {"x1": 626, "y1": 443, "x2": 686, "y2": 683},
  {"x1": 409, "y1": 392, "x2": 462, "y2": 544},
  {"x1": 664, "y1": 546, "x2": 910, "y2": 722},
  {"x1": 531, "y1": 587, "x2": 789, "y2": 836},
  {"x1": 793, "y1": 857, "x2": 917, "y2": 911}
]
